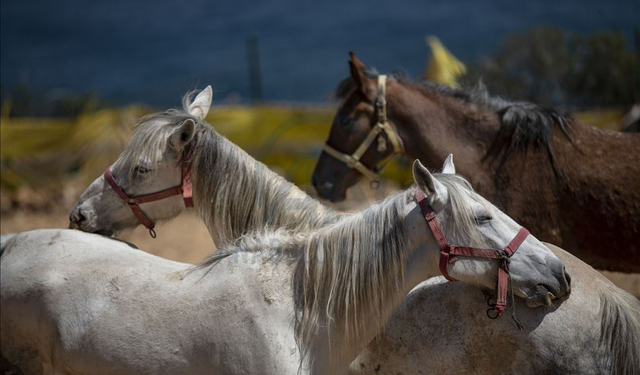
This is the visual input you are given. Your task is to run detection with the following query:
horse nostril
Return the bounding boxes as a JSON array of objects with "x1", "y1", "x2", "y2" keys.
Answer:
[
  {"x1": 316, "y1": 182, "x2": 335, "y2": 197},
  {"x1": 69, "y1": 209, "x2": 86, "y2": 227},
  {"x1": 564, "y1": 267, "x2": 572, "y2": 287}
]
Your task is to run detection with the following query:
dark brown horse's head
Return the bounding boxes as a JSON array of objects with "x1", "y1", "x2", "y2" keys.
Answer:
[{"x1": 312, "y1": 52, "x2": 399, "y2": 202}]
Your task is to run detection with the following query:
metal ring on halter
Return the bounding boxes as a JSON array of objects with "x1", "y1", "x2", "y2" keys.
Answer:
[
  {"x1": 487, "y1": 308, "x2": 500, "y2": 319},
  {"x1": 149, "y1": 228, "x2": 157, "y2": 238},
  {"x1": 370, "y1": 180, "x2": 380, "y2": 190},
  {"x1": 485, "y1": 293, "x2": 497, "y2": 307}
]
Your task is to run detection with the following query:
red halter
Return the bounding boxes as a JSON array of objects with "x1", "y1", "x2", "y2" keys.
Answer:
[
  {"x1": 103, "y1": 152, "x2": 194, "y2": 238},
  {"x1": 414, "y1": 189, "x2": 529, "y2": 318}
]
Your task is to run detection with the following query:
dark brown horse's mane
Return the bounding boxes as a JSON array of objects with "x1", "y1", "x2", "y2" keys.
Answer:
[
  {"x1": 334, "y1": 72, "x2": 574, "y2": 174},
  {"x1": 405, "y1": 77, "x2": 574, "y2": 175}
]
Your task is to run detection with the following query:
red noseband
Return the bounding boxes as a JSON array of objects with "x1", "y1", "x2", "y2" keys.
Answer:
[
  {"x1": 103, "y1": 152, "x2": 194, "y2": 238},
  {"x1": 414, "y1": 189, "x2": 529, "y2": 319}
]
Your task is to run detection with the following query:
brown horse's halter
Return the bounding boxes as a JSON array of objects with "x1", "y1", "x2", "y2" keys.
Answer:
[
  {"x1": 323, "y1": 75, "x2": 403, "y2": 182},
  {"x1": 415, "y1": 189, "x2": 529, "y2": 326},
  {"x1": 103, "y1": 152, "x2": 194, "y2": 238}
]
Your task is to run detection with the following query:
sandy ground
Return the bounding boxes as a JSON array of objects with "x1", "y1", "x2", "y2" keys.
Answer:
[{"x1": 1, "y1": 208, "x2": 639, "y2": 297}]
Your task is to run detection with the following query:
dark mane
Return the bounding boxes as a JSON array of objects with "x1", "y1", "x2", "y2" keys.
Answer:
[{"x1": 334, "y1": 74, "x2": 573, "y2": 174}]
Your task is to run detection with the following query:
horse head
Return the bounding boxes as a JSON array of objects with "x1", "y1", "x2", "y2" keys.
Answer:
[{"x1": 69, "y1": 87, "x2": 213, "y2": 237}]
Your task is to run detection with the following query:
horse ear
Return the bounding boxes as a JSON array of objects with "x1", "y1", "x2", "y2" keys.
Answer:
[
  {"x1": 348, "y1": 52, "x2": 376, "y2": 101},
  {"x1": 169, "y1": 119, "x2": 195, "y2": 152},
  {"x1": 442, "y1": 154, "x2": 456, "y2": 174},
  {"x1": 413, "y1": 159, "x2": 448, "y2": 208},
  {"x1": 188, "y1": 86, "x2": 212, "y2": 121}
]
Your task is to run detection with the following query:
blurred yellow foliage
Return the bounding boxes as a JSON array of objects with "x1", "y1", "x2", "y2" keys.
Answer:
[
  {"x1": 1, "y1": 105, "x2": 414, "y2": 194},
  {"x1": 1, "y1": 101, "x2": 625, "y2": 198},
  {"x1": 425, "y1": 36, "x2": 467, "y2": 88},
  {"x1": 574, "y1": 109, "x2": 625, "y2": 131}
]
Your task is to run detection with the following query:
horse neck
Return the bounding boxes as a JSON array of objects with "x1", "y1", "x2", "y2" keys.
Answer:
[
  {"x1": 297, "y1": 193, "x2": 439, "y2": 372},
  {"x1": 191, "y1": 129, "x2": 339, "y2": 246},
  {"x1": 388, "y1": 83, "x2": 500, "y2": 179}
]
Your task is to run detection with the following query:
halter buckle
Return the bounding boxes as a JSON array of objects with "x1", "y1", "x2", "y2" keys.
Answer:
[{"x1": 425, "y1": 211, "x2": 437, "y2": 222}]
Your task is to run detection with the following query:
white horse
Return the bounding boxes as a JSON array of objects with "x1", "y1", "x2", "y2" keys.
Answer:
[
  {"x1": 2, "y1": 159, "x2": 571, "y2": 374},
  {"x1": 70, "y1": 87, "x2": 340, "y2": 246},
  {"x1": 68, "y1": 87, "x2": 639, "y2": 375}
]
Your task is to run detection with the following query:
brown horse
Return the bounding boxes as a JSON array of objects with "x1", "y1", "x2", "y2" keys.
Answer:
[{"x1": 312, "y1": 53, "x2": 640, "y2": 273}]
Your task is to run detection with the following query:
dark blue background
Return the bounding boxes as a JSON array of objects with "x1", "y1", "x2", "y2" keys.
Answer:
[{"x1": 1, "y1": 0, "x2": 638, "y2": 106}]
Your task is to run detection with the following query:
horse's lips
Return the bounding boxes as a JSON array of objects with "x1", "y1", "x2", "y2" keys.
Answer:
[
  {"x1": 525, "y1": 284, "x2": 557, "y2": 307},
  {"x1": 92, "y1": 228, "x2": 115, "y2": 237},
  {"x1": 68, "y1": 221, "x2": 114, "y2": 237}
]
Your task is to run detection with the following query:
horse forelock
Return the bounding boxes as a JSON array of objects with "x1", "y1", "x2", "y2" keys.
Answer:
[
  {"x1": 333, "y1": 77, "x2": 356, "y2": 101},
  {"x1": 116, "y1": 107, "x2": 201, "y2": 179},
  {"x1": 435, "y1": 174, "x2": 496, "y2": 248}
]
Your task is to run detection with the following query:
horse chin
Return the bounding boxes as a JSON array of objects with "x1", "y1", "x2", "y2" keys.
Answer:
[
  {"x1": 68, "y1": 221, "x2": 114, "y2": 237},
  {"x1": 92, "y1": 228, "x2": 115, "y2": 237},
  {"x1": 329, "y1": 193, "x2": 347, "y2": 203},
  {"x1": 324, "y1": 187, "x2": 348, "y2": 203}
]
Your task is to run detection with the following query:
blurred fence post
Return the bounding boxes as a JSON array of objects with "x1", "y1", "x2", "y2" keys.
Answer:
[{"x1": 246, "y1": 35, "x2": 264, "y2": 104}]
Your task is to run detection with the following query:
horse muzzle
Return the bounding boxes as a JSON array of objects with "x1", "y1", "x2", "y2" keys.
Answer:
[{"x1": 525, "y1": 267, "x2": 572, "y2": 307}]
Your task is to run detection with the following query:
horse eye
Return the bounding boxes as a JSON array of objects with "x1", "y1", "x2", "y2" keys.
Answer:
[
  {"x1": 475, "y1": 215, "x2": 492, "y2": 224},
  {"x1": 338, "y1": 116, "x2": 352, "y2": 127},
  {"x1": 134, "y1": 165, "x2": 152, "y2": 175}
]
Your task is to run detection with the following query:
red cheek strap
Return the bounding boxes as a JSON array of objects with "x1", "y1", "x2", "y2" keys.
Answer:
[
  {"x1": 414, "y1": 189, "x2": 529, "y2": 319},
  {"x1": 103, "y1": 151, "x2": 194, "y2": 237}
]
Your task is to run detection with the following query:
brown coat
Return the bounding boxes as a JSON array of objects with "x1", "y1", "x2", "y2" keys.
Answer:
[{"x1": 312, "y1": 54, "x2": 640, "y2": 272}]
